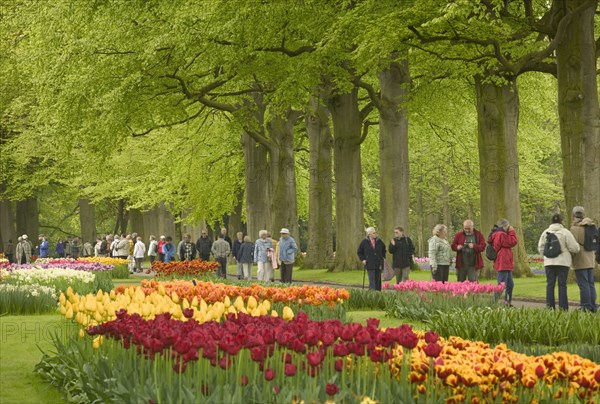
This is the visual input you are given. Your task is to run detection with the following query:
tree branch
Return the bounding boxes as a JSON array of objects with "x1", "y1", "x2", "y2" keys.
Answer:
[
  {"x1": 360, "y1": 101, "x2": 375, "y2": 121},
  {"x1": 130, "y1": 106, "x2": 207, "y2": 137},
  {"x1": 353, "y1": 77, "x2": 382, "y2": 111},
  {"x1": 359, "y1": 120, "x2": 378, "y2": 145}
]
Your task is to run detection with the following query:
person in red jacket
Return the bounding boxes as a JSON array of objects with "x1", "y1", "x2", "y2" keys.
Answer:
[
  {"x1": 451, "y1": 220, "x2": 486, "y2": 282},
  {"x1": 490, "y1": 218, "x2": 518, "y2": 306}
]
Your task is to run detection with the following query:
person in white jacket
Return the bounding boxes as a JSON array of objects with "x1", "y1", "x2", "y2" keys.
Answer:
[
  {"x1": 537, "y1": 213, "x2": 580, "y2": 310},
  {"x1": 133, "y1": 237, "x2": 146, "y2": 273}
]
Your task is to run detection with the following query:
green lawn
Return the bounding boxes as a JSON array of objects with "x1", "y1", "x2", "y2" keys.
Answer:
[{"x1": 0, "y1": 314, "x2": 67, "y2": 404}]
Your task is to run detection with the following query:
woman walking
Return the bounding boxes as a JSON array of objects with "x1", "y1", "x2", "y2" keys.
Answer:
[{"x1": 428, "y1": 225, "x2": 452, "y2": 283}]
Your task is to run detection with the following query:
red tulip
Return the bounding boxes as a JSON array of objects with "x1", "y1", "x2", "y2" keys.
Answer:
[
  {"x1": 423, "y1": 342, "x2": 442, "y2": 358},
  {"x1": 325, "y1": 383, "x2": 340, "y2": 396},
  {"x1": 264, "y1": 368, "x2": 275, "y2": 381},
  {"x1": 284, "y1": 363, "x2": 297, "y2": 376},
  {"x1": 424, "y1": 331, "x2": 439, "y2": 344}
]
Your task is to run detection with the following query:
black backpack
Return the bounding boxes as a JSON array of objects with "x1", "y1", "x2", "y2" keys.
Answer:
[
  {"x1": 583, "y1": 225, "x2": 599, "y2": 252},
  {"x1": 543, "y1": 232, "x2": 561, "y2": 258},
  {"x1": 99, "y1": 240, "x2": 107, "y2": 254},
  {"x1": 485, "y1": 226, "x2": 499, "y2": 261},
  {"x1": 485, "y1": 244, "x2": 497, "y2": 261}
]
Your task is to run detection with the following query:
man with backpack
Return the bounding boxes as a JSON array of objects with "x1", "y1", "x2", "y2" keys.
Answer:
[
  {"x1": 570, "y1": 206, "x2": 598, "y2": 312},
  {"x1": 537, "y1": 213, "x2": 579, "y2": 310}
]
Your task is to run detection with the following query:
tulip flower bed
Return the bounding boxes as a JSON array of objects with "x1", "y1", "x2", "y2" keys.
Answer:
[
  {"x1": 152, "y1": 259, "x2": 219, "y2": 277},
  {"x1": 58, "y1": 286, "x2": 298, "y2": 329},
  {"x1": 430, "y1": 307, "x2": 600, "y2": 360},
  {"x1": 0, "y1": 283, "x2": 58, "y2": 314},
  {"x1": 0, "y1": 266, "x2": 110, "y2": 295},
  {"x1": 352, "y1": 281, "x2": 504, "y2": 321},
  {"x1": 36, "y1": 311, "x2": 600, "y2": 403},
  {"x1": 125, "y1": 280, "x2": 349, "y2": 321}
]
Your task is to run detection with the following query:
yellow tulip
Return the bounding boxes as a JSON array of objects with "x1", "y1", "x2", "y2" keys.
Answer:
[
  {"x1": 224, "y1": 296, "x2": 231, "y2": 308},
  {"x1": 59, "y1": 293, "x2": 66, "y2": 305},
  {"x1": 191, "y1": 296, "x2": 199, "y2": 307},
  {"x1": 271, "y1": 310, "x2": 278, "y2": 317},
  {"x1": 171, "y1": 292, "x2": 180, "y2": 304},
  {"x1": 66, "y1": 287, "x2": 73, "y2": 297},
  {"x1": 182, "y1": 298, "x2": 190, "y2": 309},
  {"x1": 92, "y1": 336, "x2": 103, "y2": 349},
  {"x1": 247, "y1": 296, "x2": 258, "y2": 310},
  {"x1": 109, "y1": 290, "x2": 116, "y2": 299},
  {"x1": 79, "y1": 329, "x2": 85, "y2": 338},
  {"x1": 232, "y1": 297, "x2": 243, "y2": 312},
  {"x1": 65, "y1": 307, "x2": 74, "y2": 319},
  {"x1": 282, "y1": 306, "x2": 294, "y2": 321},
  {"x1": 200, "y1": 299, "x2": 208, "y2": 312},
  {"x1": 94, "y1": 311, "x2": 103, "y2": 322},
  {"x1": 158, "y1": 284, "x2": 166, "y2": 296},
  {"x1": 262, "y1": 300, "x2": 271, "y2": 312}
]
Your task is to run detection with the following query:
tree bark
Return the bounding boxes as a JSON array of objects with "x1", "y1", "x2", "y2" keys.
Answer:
[
  {"x1": 304, "y1": 96, "x2": 333, "y2": 268},
  {"x1": 378, "y1": 59, "x2": 411, "y2": 242},
  {"x1": 415, "y1": 176, "x2": 425, "y2": 257},
  {"x1": 228, "y1": 192, "x2": 244, "y2": 236},
  {"x1": 78, "y1": 198, "x2": 97, "y2": 243},
  {"x1": 555, "y1": 0, "x2": 600, "y2": 223},
  {"x1": 0, "y1": 198, "x2": 16, "y2": 249},
  {"x1": 475, "y1": 77, "x2": 531, "y2": 278},
  {"x1": 16, "y1": 197, "x2": 39, "y2": 240},
  {"x1": 266, "y1": 110, "x2": 300, "y2": 245},
  {"x1": 328, "y1": 88, "x2": 365, "y2": 271},
  {"x1": 241, "y1": 132, "x2": 270, "y2": 241},
  {"x1": 129, "y1": 208, "x2": 144, "y2": 238}
]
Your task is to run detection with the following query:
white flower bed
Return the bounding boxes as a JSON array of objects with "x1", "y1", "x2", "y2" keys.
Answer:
[{"x1": 7, "y1": 267, "x2": 95, "y2": 285}]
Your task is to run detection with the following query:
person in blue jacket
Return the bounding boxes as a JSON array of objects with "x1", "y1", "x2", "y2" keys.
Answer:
[{"x1": 163, "y1": 236, "x2": 176, "y2": 263}]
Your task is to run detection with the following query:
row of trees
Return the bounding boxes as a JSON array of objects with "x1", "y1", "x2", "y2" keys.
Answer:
[{"x1": 1, "y1": 0, "x2": 598, "y2": 274}]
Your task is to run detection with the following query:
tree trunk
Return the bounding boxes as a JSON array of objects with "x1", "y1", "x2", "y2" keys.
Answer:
[
  {"x1": 129, "y1": 208, "x2": 144, "y2": 238},
  {"x1": 266, "y1": 110, "x2": 300, "y2": 246},
  {"x1": 1, "y1": 198, "x2": 16, "y2": 252},
  {"x1": 241, "y1": 132, "x2": 270, "y2": 241},
  {"x1": 78, "y1": 198, "x2": 96, "y2": 243},
  {"x1": 378, "y1": 59, "x2": 411, "y2": 242},
  {"x1": 556, "y1": 0, "x2": 600, "y2": 223},
  {"x1": 441, "y1": 177, "x2": 452, "y2": 235},
  {"x1": 415, "y1": 176, "x2": 425, "y2": 257},
  {"x1": 475, "y1": 77, "x2": 531, "y2": 278},
  {"x1": 114, "y1": 199, "x2": 128, "y2": 235},
  {"x1": 328, "y1": 88, "x2": 365, "y2": 271},
  {"x1": 228, "y1": 192, "x2": 244, "y2": 236},
  {"x1": 304, "y1": 96, "x2": 333, "y2": 268},
  {"x1": 16, "y1": 197, "x2": 39, "y2": 241}
]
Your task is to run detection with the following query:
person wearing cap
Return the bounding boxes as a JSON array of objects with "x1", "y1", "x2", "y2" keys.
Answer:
[
  {"x1": 278, "y1": 228, "x2": 298, "y2": 283},
  {"x1": 570, "y1": 206, "x2": 598, "y2": 312},
  {"x1": 157, "y1": 235, "x2": 166, "y2": 262}
]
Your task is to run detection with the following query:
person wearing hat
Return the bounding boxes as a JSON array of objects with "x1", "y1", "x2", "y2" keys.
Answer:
[
  {"x1": 157, "y1": 235, "x2": 166, "y2": 262},
  {"x1": 570, "y1": 206, "x2": 598, "y2": 312},
  {"x1": 278, "y1": 228, "x2": 298, "y2": 283}
]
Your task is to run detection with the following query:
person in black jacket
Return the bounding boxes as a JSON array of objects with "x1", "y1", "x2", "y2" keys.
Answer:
[
  {"x1": 179, "y1": 234, "x2": 197, "y2": 261},
  {"x1": 357, "y1": 227, "x2": 387, "y2": 291},
  {"x1": 388, "y1": 226, "x2": 415, "y2": 284},
  {"x1": 196, "y1": 230, "x2": 213, "y2": 261}
]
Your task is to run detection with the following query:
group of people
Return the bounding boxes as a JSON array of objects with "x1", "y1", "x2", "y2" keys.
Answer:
[
  {"x1": 358, "y1": 206, "x2": 599, "y2": 312},
  {"x1": 2, "y1": 234, "x2": 91, "y2": 264},
  {"x1": 90, "y1": 227, "x2": 299, "y2": 282}
]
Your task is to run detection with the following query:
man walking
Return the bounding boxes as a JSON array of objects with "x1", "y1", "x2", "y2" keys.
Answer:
[{"x1": 212, "y1": 234, "x2": 231, "y2": 278}]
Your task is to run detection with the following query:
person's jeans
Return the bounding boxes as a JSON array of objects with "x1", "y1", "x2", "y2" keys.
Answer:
[
  {"x1": 432, "y1": 265, "x2": 449, "y2": 283},
  {"x1": 575, "y1": 268, "x2": 597, "y2": 312},
  {"x1": 496, "y1": 270, "x2": 514, "y2": 304},
  {"x1": 216, "y1": 257, "x2": 227, "y2": 278},
  {"x1": 545, "y1": 265, "x2": 569, "y2": 310},
  {"x1": 236, "y1": 262, "x2": 244, "y2": 279},
  {"x1": 280, "y1": 263, "x2": 293, "y2": 283},
  {"x1": 199, "y1": 253, "x2": 210, "y2": 261},
  {"x1": 135, "y1": 257, "x2": 143, "y2": 272},
  {"x1": 367, "y1": 269, "x2": 382, "y2": 291}
]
